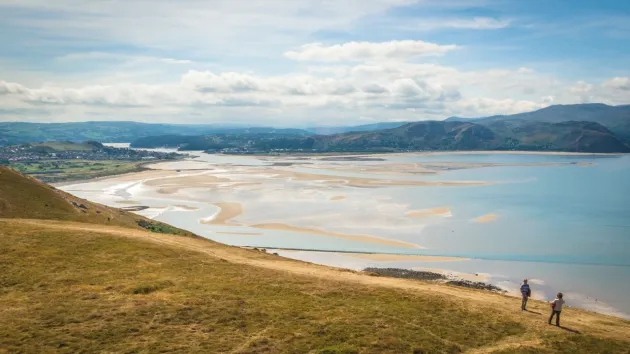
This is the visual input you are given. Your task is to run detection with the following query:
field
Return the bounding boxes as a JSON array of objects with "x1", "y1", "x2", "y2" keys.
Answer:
[
  {"x1": 8, "y1": 160, "x2": 148, "y2": 182},
  {"x1": 31, "y1": 141, "x2": 97, "y2": 151}
]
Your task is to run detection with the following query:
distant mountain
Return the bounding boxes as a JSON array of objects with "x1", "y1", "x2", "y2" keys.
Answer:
[
  {"x1": 312, "y1": 121, "x2": 499, "y2": 151},
  {"x1": 446, "y1": 104, "x2": 630, "y2": 142},
  {"x1": 133, "y1": 120, "x2": 630, "y2": 153},
  {"x1": 310, "y1": 120, "x2": 630, "y2": 153},
  {"x1": 131, "y1": 131, "x2": 313, "y2": 150},
  {"x1": 0, "y1": 121, "x2": 311, "y2": 146},
  {"x1": 305, "y1": 122, "x2": 410, "y2": 135}
]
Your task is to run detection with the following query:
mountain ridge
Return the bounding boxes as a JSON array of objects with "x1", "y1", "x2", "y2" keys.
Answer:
[
  {"x1": 445, "y1": 103, "x2": 630, "y2": 141},
  {"x1": 132, "y1": 120, "x2": 630, "y2": 153}
]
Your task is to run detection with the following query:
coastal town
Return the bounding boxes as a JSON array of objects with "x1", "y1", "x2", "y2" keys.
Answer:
[
  {"x1": 0, "y1": 141, "x2": 184, "y2": 163},
  {"x1": 0, "y1": 141, "x2": 187, "y2": 183}
]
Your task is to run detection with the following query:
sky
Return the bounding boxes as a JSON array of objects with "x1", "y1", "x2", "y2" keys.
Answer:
[{"x1": 0, "y1": 0, "x2": 629, "y2": 126}]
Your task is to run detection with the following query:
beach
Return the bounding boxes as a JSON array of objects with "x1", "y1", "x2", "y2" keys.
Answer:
[{"x1": 59, "y1": 149, "x2": 630, "y2": 319}]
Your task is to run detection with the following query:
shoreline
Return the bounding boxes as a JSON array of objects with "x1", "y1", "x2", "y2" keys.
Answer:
[
  {"x1": 217, "y1": 150, "x2": 626, "y2": 158},
  {"x1": 50, "y1": 159, "x2": 180, "y2": 187}
]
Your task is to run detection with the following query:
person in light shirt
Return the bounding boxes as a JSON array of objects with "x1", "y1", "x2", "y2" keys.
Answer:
[{"x1": 549, "y1": 292, "x2": 566, "y2": 326}]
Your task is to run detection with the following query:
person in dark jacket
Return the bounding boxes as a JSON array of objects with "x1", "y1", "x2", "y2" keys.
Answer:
[{"x1": 520, "y1": 279, "x2": 531, "y2": 311}]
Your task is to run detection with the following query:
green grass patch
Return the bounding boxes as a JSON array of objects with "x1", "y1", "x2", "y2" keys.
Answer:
[
  {"x1": 8, "y1": 159, "x2": 148, "y2": 182},
  {"x1": 129, "y1": 280, "x2": 175, "y2": 295}
]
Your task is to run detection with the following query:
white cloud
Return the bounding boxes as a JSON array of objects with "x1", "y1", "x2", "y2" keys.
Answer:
[
  {"x1": 603, "y1": 77, "x2": 630, "y2": 91},
  {"x1": 541, "y1": 95, "x2": 554, "y2": 104},
  {"x1": 569, "y1": 81, "x2": 594, "y2": 103},
  {"x1": 181, "y1": 71, "x2": 264, "y2": 93},
  {"x1": 413, "y1": 17, "x2": 512, "y2": 31},
  {"x1": 0, "y1": 0, "x2": 422, "y2": 58},
  {"x1": 453, "y1": 97, "x2": 544, "y2": 117},
  {"x1": 284, "y1": 40, "x2": 457, "y2": 62},
  {"x1": 56, "y1": 52, "x2": 192, "y2": 65},
  {"x1": 0, "y1": 81, "x2": 29, "y2": 95},
  {"x1": 3, "y1": 53, "x2": 628, "y2": 124}
]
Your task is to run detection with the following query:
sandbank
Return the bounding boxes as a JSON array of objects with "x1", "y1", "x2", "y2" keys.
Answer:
[
  {"x1": 406, "y1": 207, "x2": 451, "y2": 218},
  {"x1": 174, "y1": 205, "x2": 199, "y2": 211},
  {"x1": 474, "y1": 214, "x2": 498, "y2": 223},
  {"x1": 330, "y1": 196, "x2": 347, "y2": 201},
  {"x1": 250, "y1": 223, "x2": 422, "y2": 249},
  {"x1": 200, "y1": 202, "x2": 243, "y2": 225},
  {"x1": 116, "y1": 200, "x2": 142, "y2": 205},
  {"x1": 246, "y1": 168, "x2": 489, "y2": 188},
  {"x1": 344, "y1": 253, "x2": 467, "y2": 262},
  {"x1": 215, "y1": 231, "x2": 263, "y2": 236}
]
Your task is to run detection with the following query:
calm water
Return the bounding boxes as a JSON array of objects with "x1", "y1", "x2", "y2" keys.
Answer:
[{"x1": 387, "y1": 154, "x2": 630, "y2": 267}]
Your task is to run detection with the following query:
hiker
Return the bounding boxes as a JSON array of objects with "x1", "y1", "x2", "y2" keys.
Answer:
[
  {"x1": 549, "y1": 292, "x2": 565, "y2": 326},
  {"x1": 520, "y1": 279, "x2": 531, "y2": 310}
]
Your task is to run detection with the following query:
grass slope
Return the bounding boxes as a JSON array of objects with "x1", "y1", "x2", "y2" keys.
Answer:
[
  {"x1": 2, "y1": 220, "x2": 629, "y2": 353},
  {"x1": 0, "y1": 166, "x2": 192, "y2": 236}
]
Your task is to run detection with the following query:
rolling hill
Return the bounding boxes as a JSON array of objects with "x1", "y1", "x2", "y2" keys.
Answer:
[
  {"x1": 2, "y1": 104, "x2": 628, "y2": 148},
  {"x1": 305, "y1": 121, "x2": 411, "y2": 135},
  {"x1": 0, "y1": 165, "x2": 191, "y2": 235},
  {"x1": 1, "y1": 166, "x2": 630, "y2": 352},
  {"x1": 136, "y1": 120, "x2": 630, "y2": 153},
  {"x1": 0, "y1": 121, "x2": 312, "y2": 146},
  {"x1": 447, "y1": 104, "x2": 630, "y2": 142}
]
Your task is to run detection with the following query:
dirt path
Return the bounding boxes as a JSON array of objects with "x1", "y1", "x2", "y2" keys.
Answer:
[{"x1": 4, "y1": 218, "x2": 629, "y2": 346}]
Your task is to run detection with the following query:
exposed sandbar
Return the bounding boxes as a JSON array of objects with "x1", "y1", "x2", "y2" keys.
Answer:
[
  {"x1": 174, "y1": 205, "x2": 199, "y2": 211},
  {"x1": 215, "y1": 231, "x2": 263, "y2": 236},
  {"x1": 474, "y1": 214, "x2": 498, "y2": 223},
  {"x1": 250, "y1": 223, "x2": 422, "y2": 249},
  {"x1": 201, "y1": 202, "x2": 243, "y2": 225},
  {"x1": 406, "y1": 207, "x2": 451, "y2": 218},
  {"x1": 345, "y1": 253, "x2": 467, "y2": 262}
]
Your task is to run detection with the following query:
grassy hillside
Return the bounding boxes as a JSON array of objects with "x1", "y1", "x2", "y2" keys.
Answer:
[
  {"x1": 0, "y1": 166, "x2": 192, "y2": 236},
  {"x1": 2, "y1": 219, "x2": 630, "y2": 353}
]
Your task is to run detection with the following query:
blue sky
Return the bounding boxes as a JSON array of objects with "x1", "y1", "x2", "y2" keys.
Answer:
[{"x1": 0, "y1": 0, "x2": 628, "y2": 125}]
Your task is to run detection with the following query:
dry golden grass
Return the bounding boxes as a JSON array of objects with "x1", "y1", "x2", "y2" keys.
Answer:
[{"x1": 1, "y1": 219, "x2": 629, "y2": 354}]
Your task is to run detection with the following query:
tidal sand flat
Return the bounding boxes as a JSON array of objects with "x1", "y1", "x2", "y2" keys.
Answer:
[
  {"x1": 201, "y1": 202, "x2": 243, "y2": 225},
  {"x1": 250, "y1": 223, "x2": 423, "y2": 249},
  {"x1": 406, "y1": 207, "x2": 452, "y2": 218},
  {"x1": 344, "y1": 253, "x2": 467, "y2": 262},
  {"x1": 474, "y1": 213, "x2": 498, "y2": 223}
]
